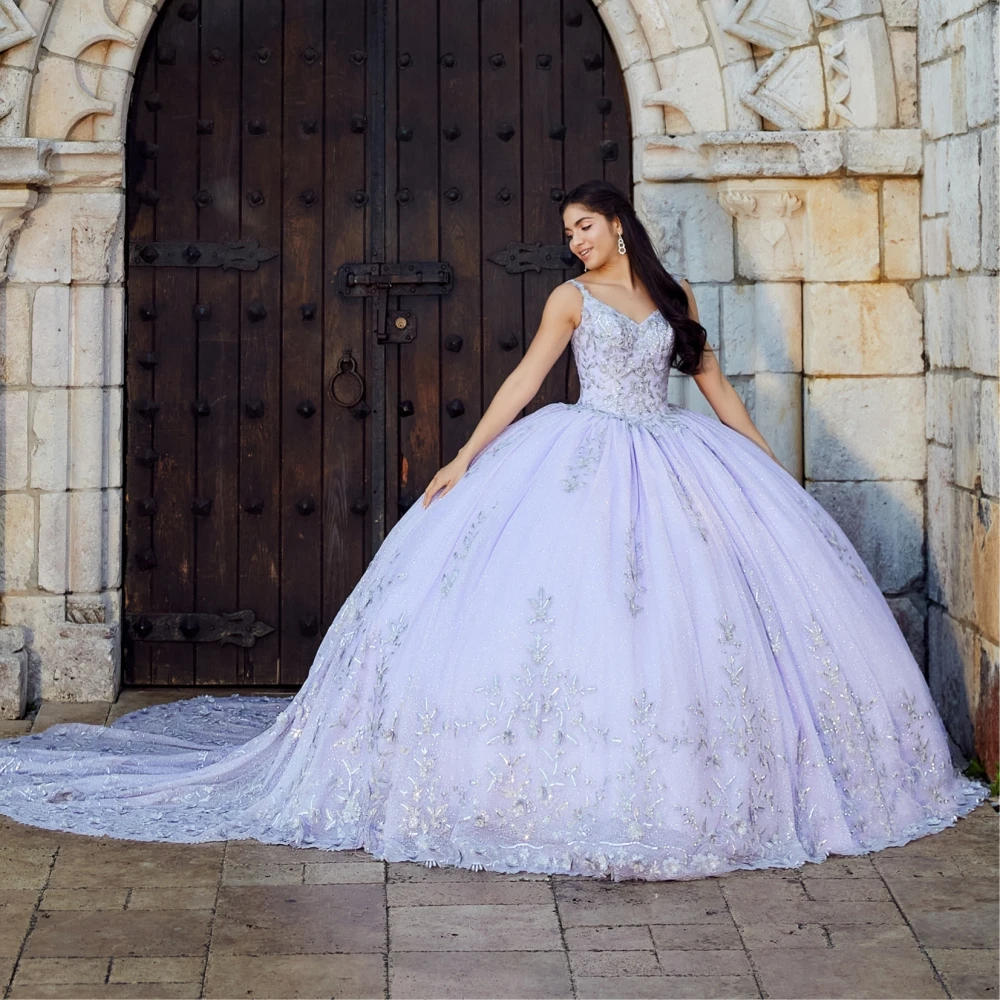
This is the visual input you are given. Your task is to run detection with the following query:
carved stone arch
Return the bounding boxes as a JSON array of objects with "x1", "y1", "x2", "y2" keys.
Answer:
[
  {"x1": 592, "y1": 0, "x2": 899, "y2": 138},
  {"x1": 1, "y1": 0, "x2": 912, "y2": 277},
  {"x1": 2, "y1": 0, "x2": 903, "y2": 145}
]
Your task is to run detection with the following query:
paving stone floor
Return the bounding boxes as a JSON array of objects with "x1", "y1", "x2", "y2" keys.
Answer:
[{"x1": 0, "y1": 689, "x2": 997, "y2": 1000}]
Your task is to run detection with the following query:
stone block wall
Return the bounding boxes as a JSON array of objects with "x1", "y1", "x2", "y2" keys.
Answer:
[
  {"x1": 917, "y1": 0, "x2": 999, "y2": 772},
  {"x1": 661, "y1": 166, "x2": 930, "y2": 669},
  {"x1": 0, "y1": 140, "x2": 126, "y2": 711}
]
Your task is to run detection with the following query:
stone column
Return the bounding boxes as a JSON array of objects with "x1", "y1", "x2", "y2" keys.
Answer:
[{"x1": 0, "y1": 140, "x2": 125, "y2": 711}]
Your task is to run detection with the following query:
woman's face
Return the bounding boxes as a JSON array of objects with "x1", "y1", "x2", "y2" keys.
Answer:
[{"x1": 562, "y1": 203, "x2": 618, "y2": 271}]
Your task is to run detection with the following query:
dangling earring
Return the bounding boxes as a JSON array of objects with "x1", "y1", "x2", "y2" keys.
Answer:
[{"x1": 617, "y1": 231, "x2": 626, "y2": 255}]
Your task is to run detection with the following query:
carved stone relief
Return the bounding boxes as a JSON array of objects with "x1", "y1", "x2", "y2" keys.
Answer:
[
  {"x1": 43, "y1": 0, "x2": 137, "y2": 61},
  {"x1": 0, "y1": 187, "x2": 39, "y2": 280},
  {"x1": 722, "y1": 0, "x2": 817, "y2": 49},
  {"x1": 718, "y1": 186, "x2": 806, "y2": 278},
  {"x1": 740, "y1": 47, "x2": 827, "y2": 130},
  {"x1": 71, "y1": 213, "x2": 118, "y2": 283},
  {"x1": 0, "y1": 0, "x2": 35, "y2": 56}
]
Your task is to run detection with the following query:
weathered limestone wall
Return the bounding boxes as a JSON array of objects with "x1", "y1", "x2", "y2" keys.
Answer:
[
  {"x1": 0, "y1": 0, "x2": 995, "y2": 780},
  {"x1": 0, "y1": 137, "x2": 126, "y2": 712},
  {"x1": 917, "y1": 0, "x2": 999, "y2": 771},
  {"x1": 658, "y1": 161, "x2": 930, "y2": 665}
]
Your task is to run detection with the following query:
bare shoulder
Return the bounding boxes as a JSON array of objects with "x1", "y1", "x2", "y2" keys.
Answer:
[
  {"x1": 556, "y1": 277, "x2": 585, "y2": 298},
  {"x1": 545, "y1": 280, "x2": 584, "y2": 325},
  {"x1": 674, "y1": 275, "x2": 699, "y2": 320}
]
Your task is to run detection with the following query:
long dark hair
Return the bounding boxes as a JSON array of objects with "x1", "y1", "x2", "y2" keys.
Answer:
[{"x1": 559, "y1": 180, "x2": 707, "y2": 376}]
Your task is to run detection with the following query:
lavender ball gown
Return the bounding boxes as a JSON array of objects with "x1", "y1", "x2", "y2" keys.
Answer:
[{"x1": 0, "y1": 277, "x2": 986, "y2": 881}]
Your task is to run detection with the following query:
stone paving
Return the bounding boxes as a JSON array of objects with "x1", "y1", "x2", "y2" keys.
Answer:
[{"x1": 0, "y1": 690, "x2": 997, "y2": 1000}]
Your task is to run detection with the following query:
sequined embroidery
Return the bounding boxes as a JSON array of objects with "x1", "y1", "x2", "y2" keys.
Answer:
[
  {"x1": 623, "y1": 522, "x2": 646, "y2": 617},
  {"x1": 463, "y1": 421, "x2": 535, "y2": 479},
  {"x1": 568, "y1": 278, "x2": 676, "y2": 424},
  {"x1": 561, "y1": 419, "x2": 609, "y2": 492},
  {"x1": 792, "y1": 489, "x2": 870, "y2": 586},
  {"x1": 441, "y1": 504, "x2": 498, "y2": 595},
  {"x1": 571, "y1": 400, "x2": 686, "y2": 432},
  {"x1": 805, "y1": 613, "x2": 898, "y2": 844},
  {"x1": 742, "y1": 562, "x2": 784, "y2": 656},
  {"x1": 665, "y1": 463, "x2": 711, "y2": 542},
  {"x1": 458, "y1": 585, "x2": 603, "y2": 848}
]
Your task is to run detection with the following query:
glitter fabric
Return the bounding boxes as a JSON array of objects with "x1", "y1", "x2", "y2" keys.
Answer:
[{"x1": 0, "y1": 277, "x2": 986, "y2": 880}]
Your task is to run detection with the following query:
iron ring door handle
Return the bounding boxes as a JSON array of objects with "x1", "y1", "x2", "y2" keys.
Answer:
[{"x1": 329, "y1": 349, "x2": 366, "y2": 408}]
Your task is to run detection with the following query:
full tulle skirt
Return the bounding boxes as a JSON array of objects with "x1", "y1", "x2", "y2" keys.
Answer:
[{"x1": 0, "y1": 401, "x2": 986, "y2": 880}]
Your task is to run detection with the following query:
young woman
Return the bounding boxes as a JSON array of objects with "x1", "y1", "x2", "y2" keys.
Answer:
[{"x1": 0, "y1": 180, "x2": 985, "y2": 881}]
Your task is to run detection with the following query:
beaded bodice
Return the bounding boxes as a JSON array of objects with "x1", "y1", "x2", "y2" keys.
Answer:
[{"x1": 567, "y1": 278, "x2": 675, "y2": 422}]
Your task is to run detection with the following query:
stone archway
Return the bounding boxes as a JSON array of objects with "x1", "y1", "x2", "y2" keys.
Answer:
[
  {"x1": 0, "y1": 0, "x2": 938, "y2": 715},
  {"x1": 0, "y1": 0, "x2": 905, "y2": 144}
]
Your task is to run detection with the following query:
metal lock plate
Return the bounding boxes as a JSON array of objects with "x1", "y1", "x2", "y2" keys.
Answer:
[{"x1": 386, "y1": 310, "x2": 415, "y2": 343}]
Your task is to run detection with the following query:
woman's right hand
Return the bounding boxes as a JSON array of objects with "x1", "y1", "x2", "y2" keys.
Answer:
[{"x1": 421, "y1": 454, "x2": 471, "y2": 508}]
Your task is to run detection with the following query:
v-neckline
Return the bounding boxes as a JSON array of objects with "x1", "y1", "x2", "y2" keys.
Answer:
[{"x1": 573, "y1": 279, "x2": 659, "y2": 327}]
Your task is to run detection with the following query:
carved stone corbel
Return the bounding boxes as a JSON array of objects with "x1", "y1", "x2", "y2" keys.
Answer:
[
  {"x1": 71, "y1": 212, "x2": 118, "y2": 282},
  {"x1": 717, "y1": 180, "x2": 807, "y2": 279},
  {"x1": 0, "y1": 187, "x2": 36, "y2": 280},
  {"x1": 0, "y1": 138, "x2": 54, "y2": 280}
]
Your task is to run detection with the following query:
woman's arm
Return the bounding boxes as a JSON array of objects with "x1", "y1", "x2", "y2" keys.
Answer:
[
  {"x1": 679, "y1": 278, "x2": 780, "y2": 465},
  {"x1": 453, "y1": 283, "x2": 579, "y2": 466},
  {"x1": 422, "y1": 283, "x2": 579, "y2": 506}
]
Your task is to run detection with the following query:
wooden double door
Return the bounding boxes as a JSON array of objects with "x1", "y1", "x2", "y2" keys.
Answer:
[{"x1": 123, "y1": 0, "x2": 632, "y2": 686}]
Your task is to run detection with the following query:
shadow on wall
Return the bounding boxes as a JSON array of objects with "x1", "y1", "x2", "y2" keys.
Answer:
[{"x1": 926, "y1": 494, "x2": 1000, "y2": 779}]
